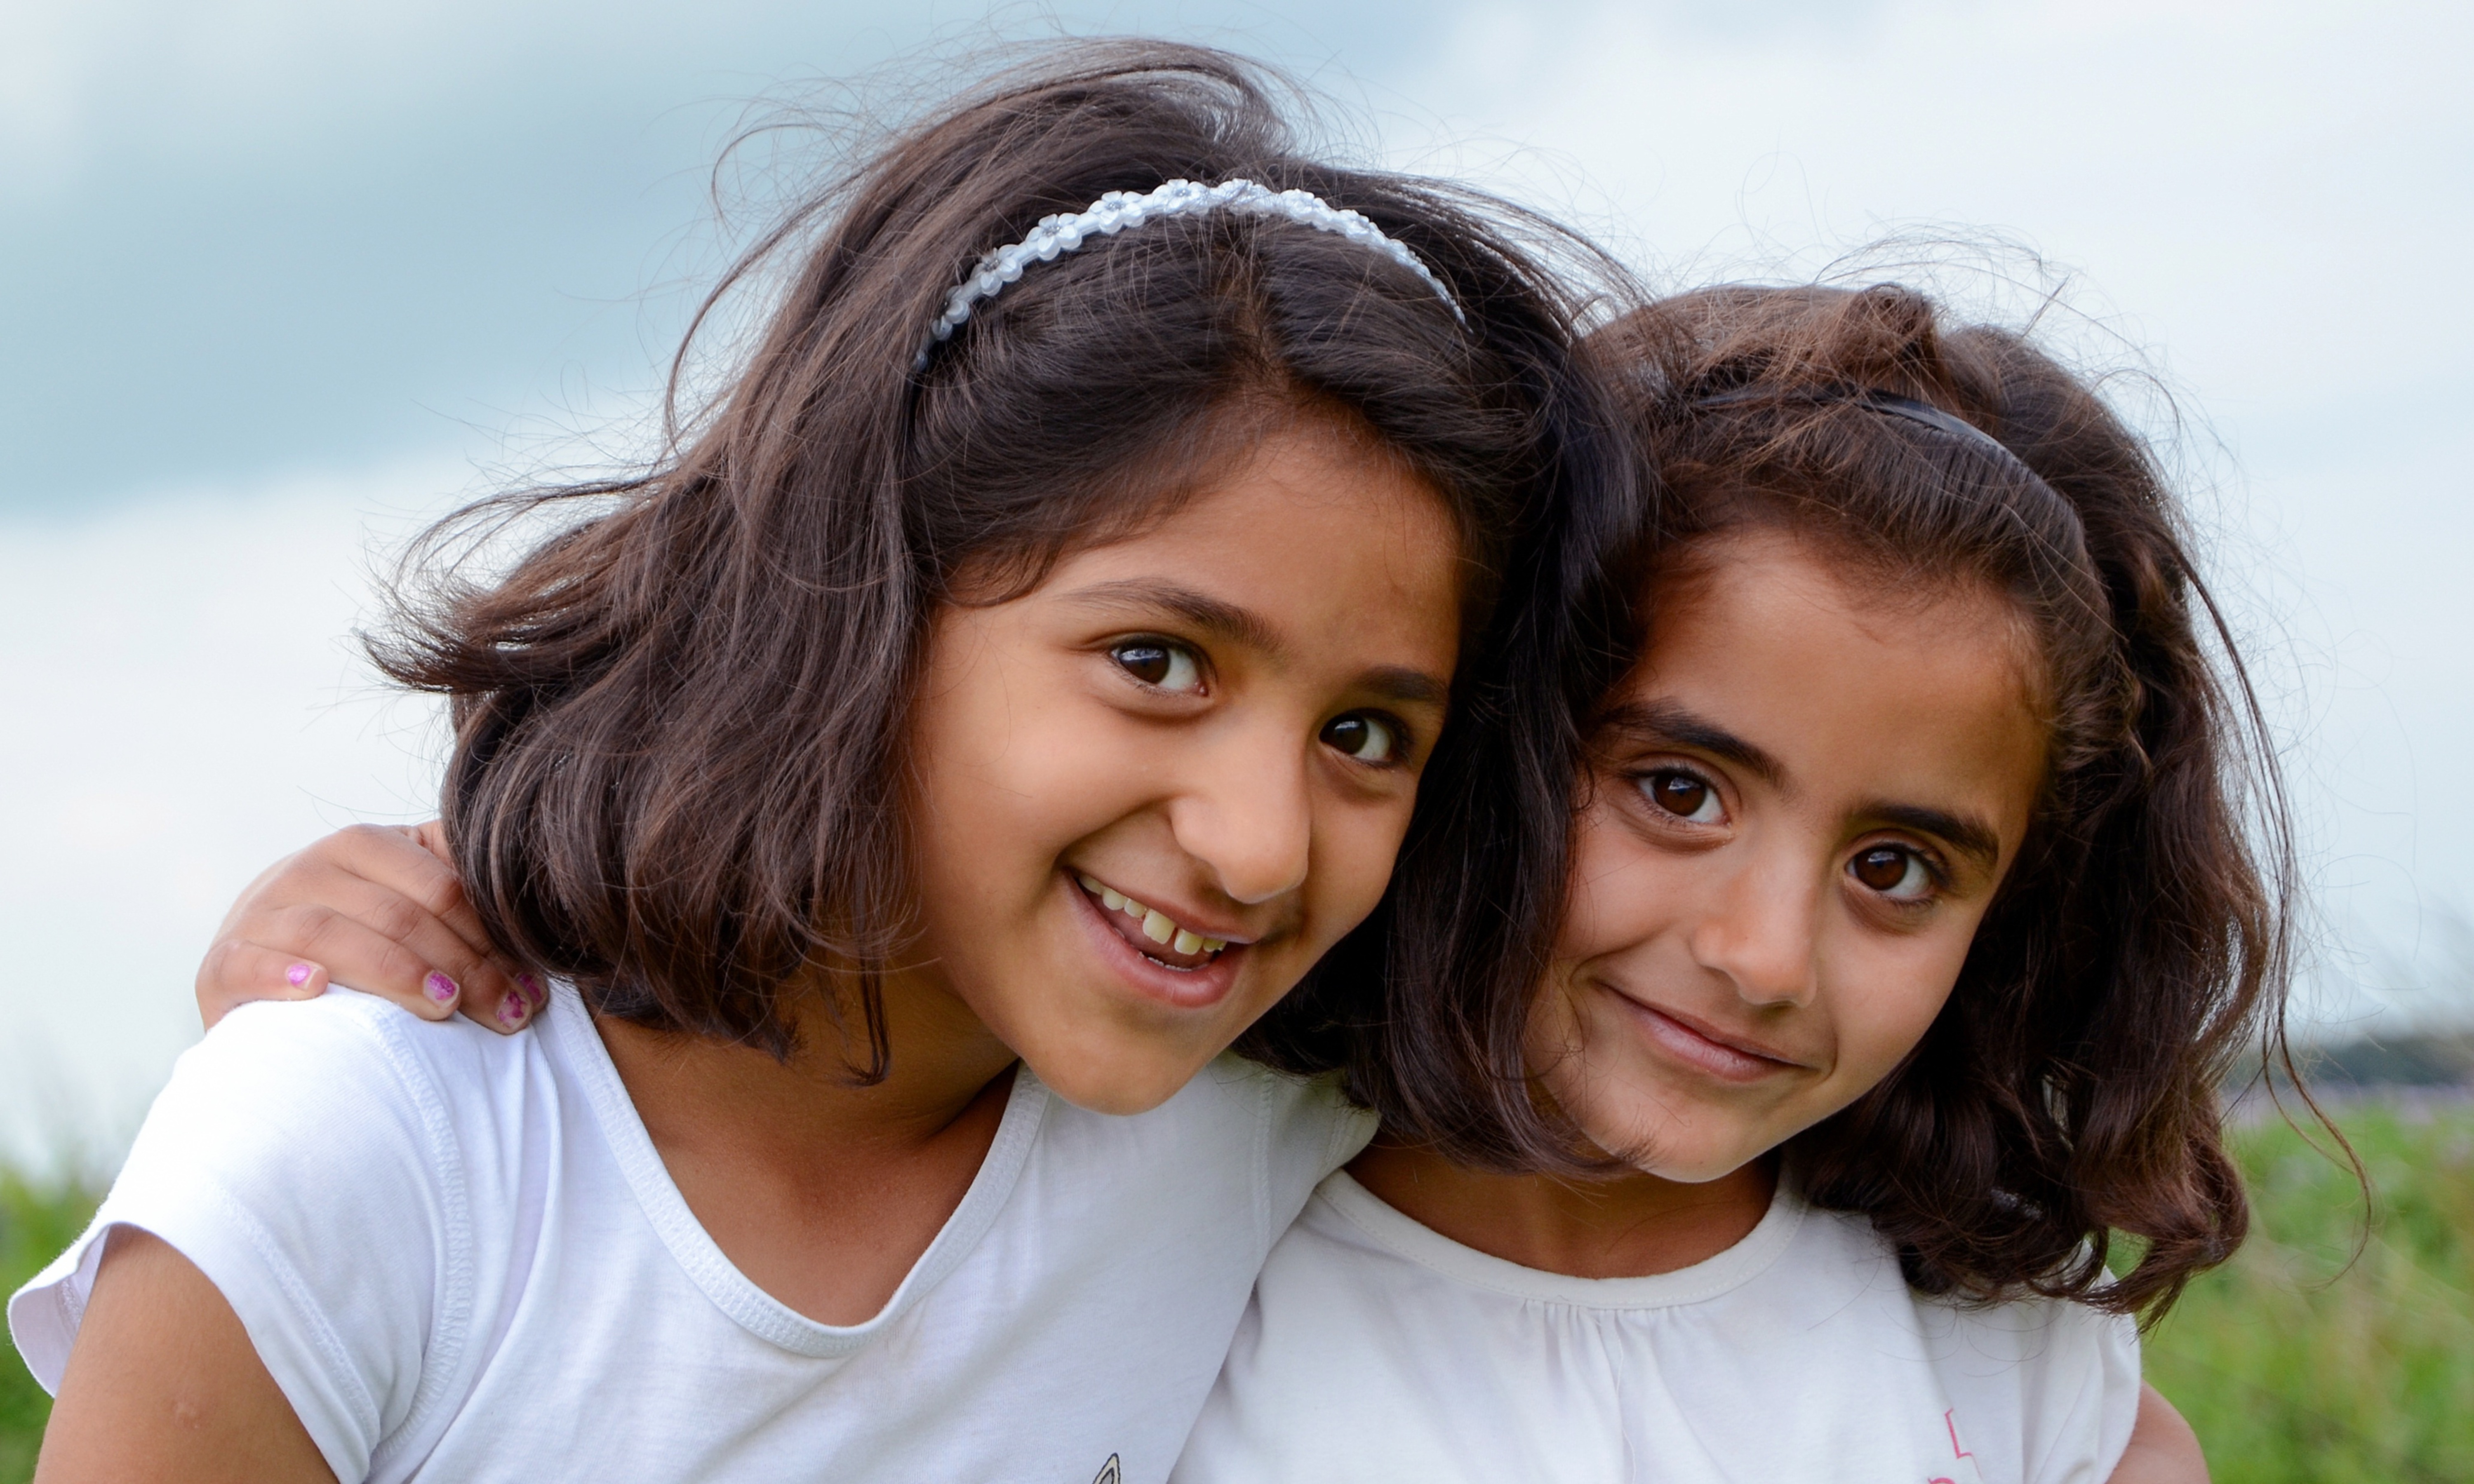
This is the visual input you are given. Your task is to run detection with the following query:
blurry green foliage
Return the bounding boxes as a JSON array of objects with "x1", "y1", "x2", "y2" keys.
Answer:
[
  {"x1": 2148, "y1": 1101, "x2": 2474, "y2": 1483},
  {"x1": 1, "y1": 1173, "x2": 100, "y2": 1484}
]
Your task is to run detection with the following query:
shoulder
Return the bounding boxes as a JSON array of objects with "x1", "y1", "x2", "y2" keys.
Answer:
[
  {"x1": 151, "y1": 990, "x2": 536, "y2": 1180},
  {"x1": 1030, "y1": 1056, "x2": 1374, "y2": 1254},
  {"x1": 1071, "y1": 1054, "x2": 1372, "y2": 1171},
  {"x1": 8, "y1": 993, "x2": 547, "y2": 1479},
  {"x1": 106, "y1": 987, "x2": 552, "y2": 1284},
  {"x1": 1183, "y1": 1054, "x2": 1378, "y2": 1168},
  {"x1": 180, "y1": 985, "x2": 524, "y2": 1094},
  {"x1": 1783, "y1": 1205, "x2": 2142, "y2": 1482}
]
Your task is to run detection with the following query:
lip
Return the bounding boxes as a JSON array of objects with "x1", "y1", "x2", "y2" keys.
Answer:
[
  {"x1": 1601, "y1": 984, "x2": 1807, "y2": 1086},
  {"x1": 1070, "y1": 871, "x2": 1257, "y2": 947},
  {"x1": 1065, "y1": 871, "x2": 1248, "y2": 1011}
]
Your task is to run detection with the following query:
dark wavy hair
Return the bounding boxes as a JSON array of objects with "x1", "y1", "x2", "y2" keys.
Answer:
[
  {"x1": 372, "y1": 41, "x2": 1643, "y2": 1071},
  {"x1": 1343, "y1": 280, "x2": 2295, "y2": 1321}
]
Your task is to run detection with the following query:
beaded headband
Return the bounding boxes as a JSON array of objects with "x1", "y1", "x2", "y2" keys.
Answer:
[{"x1": 914, "y1": 178, "x2": 1463, "y2": 371}]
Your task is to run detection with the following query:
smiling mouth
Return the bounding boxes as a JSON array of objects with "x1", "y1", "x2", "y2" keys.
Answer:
[
  {"x1": 1075, "y1": 873, "x2": 1234, "y2": 972},
  {"x1": 1616, "y1": 996, "x2": 1805, "y2": 1085}
]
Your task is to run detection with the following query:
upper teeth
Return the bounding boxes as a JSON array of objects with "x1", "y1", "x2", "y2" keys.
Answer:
[{"x1": 1078, "y1": 875, "x2": 1227, "y2": 955}]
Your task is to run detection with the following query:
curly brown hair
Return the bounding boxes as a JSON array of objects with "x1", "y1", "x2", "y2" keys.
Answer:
[{"x1": 1315, "y1": 280, "x2": 2297, "y2": 1322}]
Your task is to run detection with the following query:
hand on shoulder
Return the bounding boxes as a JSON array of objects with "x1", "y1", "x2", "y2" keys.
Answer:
[{"x1": 195, "y1": 821, "x2": 540, "y2": 1034}]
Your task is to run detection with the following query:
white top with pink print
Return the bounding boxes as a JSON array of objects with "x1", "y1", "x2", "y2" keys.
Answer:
[{"x1": 1176, "y1": 1169, "x2": 2140, "y2": 1484}]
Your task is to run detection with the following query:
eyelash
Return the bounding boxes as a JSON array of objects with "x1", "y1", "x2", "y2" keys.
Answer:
[
  {"x1": 1634, "y1": 762, "x2": 1953, "y2": 907},
  {"x1": 1106, "y1": 638, "x2": 1415, "y2": 770},
  {"x1": 1321, "y1": 710, "x2": 1413, "y2": 770},
  {"x1": 1107, "y1": 636, "x2": 1208, "y2": 695},
  {"x1": 1845, "y1": 841, "x2": 1950, "y2": 909},
  {"x1": 1633, "y1": 764, "x2": 1726, "y2": 827}
]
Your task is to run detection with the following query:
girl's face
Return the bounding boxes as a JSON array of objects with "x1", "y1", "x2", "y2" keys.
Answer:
[
  {"x1": 1529, "y1": 529, "x2": 2048, "y2": 1181},
  {"x1": 905, "y1": 415, "x2": 1464, "y2": 1114}
]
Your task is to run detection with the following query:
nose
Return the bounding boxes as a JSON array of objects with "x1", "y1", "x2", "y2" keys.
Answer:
[
  {"x1": 1167, "y1": 723, "x2": 1314, "y2": 907},
  {"x1": 1686, "y1": 845, "x2": 1822, "y2": 1010}
]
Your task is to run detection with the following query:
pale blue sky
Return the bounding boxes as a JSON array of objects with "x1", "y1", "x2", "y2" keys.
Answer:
[
  {"x1": 4, "y1": 0, "x2": 2467, "y2": 1162},
  {"x1": 0, "y1": 0, "x2": 1454, "y2": 511}
]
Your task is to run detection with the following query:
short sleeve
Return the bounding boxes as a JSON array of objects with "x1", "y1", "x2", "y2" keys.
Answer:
[
  {"x1": 2015, "y1": 1297, "x2": 2143, "y2": 1484},
  {"x1": 1244, "y1": 1062, "x2": 1377, "y2": 1254},
  {"x1": 6, "y1": 993, "x2": 470, "y2": 1483}
]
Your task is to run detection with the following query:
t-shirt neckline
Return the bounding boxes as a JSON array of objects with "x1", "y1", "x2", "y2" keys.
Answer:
[
  {"x1": 1316, "y1": 1164, "x2": 1807, "y2": 1310},
  {"x1": 542, "y1": 983, "x2": 1050, "y2": 1358}
]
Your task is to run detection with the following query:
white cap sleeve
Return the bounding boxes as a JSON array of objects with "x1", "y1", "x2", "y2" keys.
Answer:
[
  {"x1": 2016, "y1": 1295, "x2": 2144, "y2": 1484},
  {"x1": 7, "y1": 993, "x2": 475, "y2": 1483}
]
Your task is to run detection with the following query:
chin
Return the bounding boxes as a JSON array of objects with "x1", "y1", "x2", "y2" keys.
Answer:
[
  {"x1": 1567, "y1": 1089, "x2": 1764, "y2": 1185},
  {"x1": 1021, "y1": 1033, "x2": 1211, "y2": 1116},
  {"x1": 1630, "y1": 1146, "x2": 1762, "y2": 1185}
]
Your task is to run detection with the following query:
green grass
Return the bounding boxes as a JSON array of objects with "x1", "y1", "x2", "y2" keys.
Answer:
[
  {"x1": 0, "y1": 1172, "x2": 100, "y2": 1484},
  {"x1": 2147, "y1": 1099, "x2": 2474, "y2": 1482},
  {"x1": 0, "y1": 1106, "x2": 2464, "y2": 1482}
]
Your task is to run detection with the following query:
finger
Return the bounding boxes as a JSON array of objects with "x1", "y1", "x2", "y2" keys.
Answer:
[
  {"x1": 194, "y1": 941, "x2": 329, "y2": 1031},
  {"x1": 411, "y1": 819, "x2": 453, "y2": 866},
  {"x1": 320, "y1": 824, "x2": 503, "y2": 968},
  {"x1": 270, "y1": 904, "x2": 539, "y2": 1033},
  {"x1": 255, "y1": 851, "x2": 537, "y2": 1033}
]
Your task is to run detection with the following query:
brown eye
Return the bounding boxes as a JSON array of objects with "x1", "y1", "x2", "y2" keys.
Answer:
[
  {"x1": 1320, "y1": 713, "x2": 1402, "y2": 765},
  {"x1": 1850, "y1": 845, "x2": 1931, "y2": 900},
  {"x1": 1111, "y1": 641, "x2": 1201, "y2": 693},
  {"x1": 1639, "y1": 769, "x2": 1721, "y2": 824}
]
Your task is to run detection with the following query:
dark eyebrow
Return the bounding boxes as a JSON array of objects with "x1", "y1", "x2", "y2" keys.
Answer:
[
  {"x1": 1358, "y1": 666, "x2": 1450, "y2": 709},
  {"x1": 1066, "y1": 578, "x2": 1449, "y2": 711},
  {"x1": 1863, "y1": 803, "x2": 2006, "y2": 875},
  {"x1": 1594, "y1": 698, "x2": 1789, "y2": 790},
  {"x1": 1063, "y1": 579, "x2": 1287, "y2": 659}
]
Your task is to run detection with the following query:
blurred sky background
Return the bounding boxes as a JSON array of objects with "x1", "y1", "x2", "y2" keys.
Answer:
[{"x1": 3, "y1": 0, "x2": 2469, "y2": 1169}]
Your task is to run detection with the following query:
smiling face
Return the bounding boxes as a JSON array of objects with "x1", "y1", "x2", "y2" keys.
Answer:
[
  {"x1": 1529, "y1": 528, "x2": 2051, "y2": 1182},
  {"x1": 902, "y1": 414, "x2": 1465, "y2": 1114}
]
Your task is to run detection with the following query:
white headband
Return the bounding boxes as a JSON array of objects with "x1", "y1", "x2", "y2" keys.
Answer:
[{"x1": 914, "y1": 177, "x2": 1463, "y2": 371}]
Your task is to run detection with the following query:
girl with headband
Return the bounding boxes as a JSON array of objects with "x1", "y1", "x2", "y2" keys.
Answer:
[
  {"x1": 1176, "y1": 284, "x2": 2275, "y2": 1482},
  {"x1": 11, "y1": 42, "x2": 1637, "y2": 1483}
]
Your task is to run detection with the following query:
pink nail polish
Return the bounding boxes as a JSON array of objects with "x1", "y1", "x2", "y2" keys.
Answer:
[
  {"x1": 517, "y1": 972, "x2": 544, "y2": 1005},
  {"x1": 286, "y1": 963, "x2": 315, "y2": 988},
  {"x1": 425, "y1": 972, "x2": 459, "y2": 1003},
  {"x1": 497, "y1": 997, "x2": 529, "y2": 1029}
]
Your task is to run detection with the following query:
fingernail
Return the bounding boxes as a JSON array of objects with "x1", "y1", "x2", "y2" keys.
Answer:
[
  {"x1": 516, "y1": 972, "x2": 544, "y2": 1006},
  {"x1": 425, "y1": 971, "x2": 459, "y2": 1004},
  {"x1": 497, "y1": 996, "x2": 530, "y2": 1029},
  {"x1": 285, "y1": 963, "x2": 315, "y2": 988}
]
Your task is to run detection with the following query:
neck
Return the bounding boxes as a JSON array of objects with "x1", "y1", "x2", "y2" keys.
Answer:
[
  {"x1": 1346, "y1": 1140, "x2": 1777, "y2": 1281},
  {"x1": 597, "y1": 967, "x2": 1019, "y2": 1161},
  {"x1": 593, "y1": 965, "x2": 1022, "y2": 1325}
]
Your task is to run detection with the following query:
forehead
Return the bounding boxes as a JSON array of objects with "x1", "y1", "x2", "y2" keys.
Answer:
[
  {"x1": 1038, "y1": 417, "x2": 1467, "y2": 658},
  {"x1": 1627, "y1": 531, "x2": 2048, "y2": 827}
]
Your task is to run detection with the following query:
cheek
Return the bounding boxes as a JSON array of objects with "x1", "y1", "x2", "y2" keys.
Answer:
[
  {"x1": 908, "y1": 637, "x2": 1117, "y2": 897},
  {"x1": 1550, "y1": 800, "x2": 1686, "y2": 962},
  {"x1": 1300, "y1": 794, "x2": 1419, "y2": 953},
  {"x1": 1826, "y1": 934, "x2": 1973, "y2": 1084}
]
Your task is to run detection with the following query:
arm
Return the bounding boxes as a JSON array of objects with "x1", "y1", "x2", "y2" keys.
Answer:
[
  {"x1": 197, "y1": 821, "x2": 537, "y2": 1032},
  {"x1": 35, "y1": 1229, "x2": 334, "y2": 1484},
  {"x1": 2105, "y1": 1383, "x2": 2208, "y2": 1484}
]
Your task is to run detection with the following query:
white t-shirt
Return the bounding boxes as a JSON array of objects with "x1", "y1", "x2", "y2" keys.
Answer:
[
  {"x1": 10, "y1": 986, "x2": 1373, "y2": 1484},
  {"x1": 1175, "y1": 1170, "x2": 2140, "y2": 1484}
]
